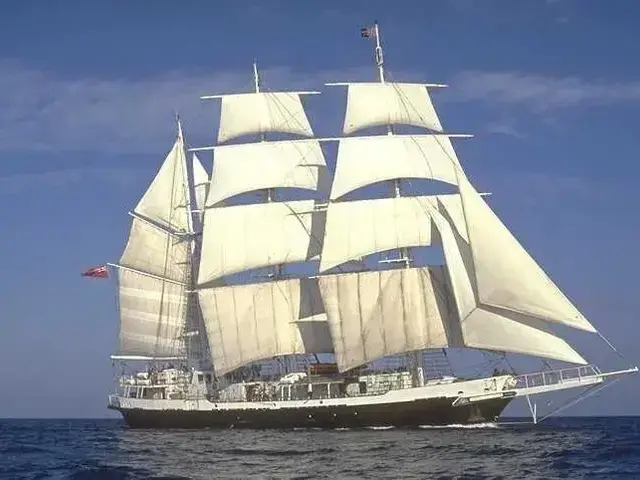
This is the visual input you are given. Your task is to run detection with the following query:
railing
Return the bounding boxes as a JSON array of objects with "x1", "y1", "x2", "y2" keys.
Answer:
[{"x1": 513, "y1": 365, "x2": 600, "y2": 390}]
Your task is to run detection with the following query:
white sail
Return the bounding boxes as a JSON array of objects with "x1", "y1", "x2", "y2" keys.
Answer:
[
  {"x1": 426, "y1": 199, "x2": 588, "y2": 365},
  {"x1": 328, "y1": 82, "x2": 444, "y2": 135},
  {"x1": 457, "y1": 174, "x2": 596, "y2": 333},
  {"x1": 330, "y1": 134, "x2": 461, "y2": 200},
  {"x1": 318, "y1": 267, "x2": 462, "y2": 372},
  {"x1": 192, "y1": 153, "x2": 209, "y2": 219},
  {"x1": 207, "y1": 139, "x2": 326, "y2": 206},
  {"x1": 217, "y1": 92, "x2": 316, "y2": 143},
  {"x1": 119, "y1": 219, "x2": 190, "y2": 282},
  {"x1": 320, "y1": 195, "x2": 457, "y2": 272},
  {"x1": 117, "y1": 268, "x2": 188, "y2": 358},
  {"x1": 133, "y1": 140, "x2": 189, "y2": 233},
  {"x1": 198, "y1": 200, "x2": 323, "y2": 285},
  {"x1": 198, "y1": 278, "x2": 334, "y2": 376},
  {"x1": 114, "y1": 132, "x2": 194, "y2": 358}
]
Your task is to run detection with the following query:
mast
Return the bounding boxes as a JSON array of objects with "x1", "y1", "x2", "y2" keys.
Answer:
[
  {"x1": 110, "y1": 120, "x2": 198, "y2": 363},
  {"x1": 364, "y1": 22, "x2": 410, "y2": 268},
  {"x1": 194, "y1": 68, "x2": 332, "y2": 377},
  {"x1": 176, "y1": 115, "x2": 209, "y2": 370}
]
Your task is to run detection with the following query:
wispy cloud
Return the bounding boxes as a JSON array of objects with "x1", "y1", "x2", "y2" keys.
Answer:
[
  {"x1": 484, "y1": 119, "x2": 526, "y2": 138},
  {"x1": 2, "y1": 61, "x2": 640, "y2": 155},
  {"x1": 0, "y1": 167, "x2": 151, "y2": 195},
  {"x1": 449, "y1": 71, "x2": 640, "y2": 111},
  {"x1": 0, "y1": 62, "x2": 369, "y2": 155}
]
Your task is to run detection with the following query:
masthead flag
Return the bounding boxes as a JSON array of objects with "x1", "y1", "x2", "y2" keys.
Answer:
[{"x1": 360, "y1": 26, "x2": 375, "y2": 38}]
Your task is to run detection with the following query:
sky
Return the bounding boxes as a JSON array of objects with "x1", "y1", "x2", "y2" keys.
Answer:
[{"x1": 1, "y1": 0, "x2": 640, "y2": 418}]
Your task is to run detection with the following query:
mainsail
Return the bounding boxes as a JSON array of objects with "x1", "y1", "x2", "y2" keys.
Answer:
[{"x1": 112, "y1": 125, "x2": 197, "y2": 360}]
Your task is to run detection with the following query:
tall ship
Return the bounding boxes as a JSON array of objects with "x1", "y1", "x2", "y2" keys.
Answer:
[{"x1": 86, "y1": 24, "x2": 637, "y2": 428}]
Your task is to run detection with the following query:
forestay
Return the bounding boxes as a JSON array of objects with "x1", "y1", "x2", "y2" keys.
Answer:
[{"x1": 198, "y1": 278, "x2": 334, "y2": 376}]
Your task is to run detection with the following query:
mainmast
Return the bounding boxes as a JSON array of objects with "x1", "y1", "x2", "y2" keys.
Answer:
[{"x1": 363, "y1": 22, "x2": 410, "y2": 267}]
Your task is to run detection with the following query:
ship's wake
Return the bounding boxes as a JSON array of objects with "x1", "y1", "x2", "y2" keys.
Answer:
[{"x1": 418, "y1": 422, "x2": 500, "y2": 429}]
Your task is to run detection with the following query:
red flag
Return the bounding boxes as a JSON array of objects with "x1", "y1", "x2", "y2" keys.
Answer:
[
  {"x1": 81, "y1": 265, "x2": 109, "y2": 278},
  {"x1": 360, "y1": 26, "x2": 375, "y2": 38}
]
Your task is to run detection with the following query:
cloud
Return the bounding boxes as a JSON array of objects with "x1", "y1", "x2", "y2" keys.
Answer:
[
  {"x1": 0, "y1": 61, "x2": 369, "y2": 155},
  {"x1": 3, "y1": 61, "x2": 640, "y2": 155},
  {"x1": 449, "y1": 71, "x2": 640, "y2": 111},
  {"x1": 0, "y1": 167, "x2": 152, "y2": 195},
  {"x1": 484, "y1": 172, "x2": 591, "y2": 208},
  {"x1": 484, "y1": 120, "x2": 525, "y2": 138}
]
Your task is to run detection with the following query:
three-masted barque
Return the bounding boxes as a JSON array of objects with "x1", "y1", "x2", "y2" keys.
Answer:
[{"x1": 90, "y1": 23, "x2": 636, "y2": 428}]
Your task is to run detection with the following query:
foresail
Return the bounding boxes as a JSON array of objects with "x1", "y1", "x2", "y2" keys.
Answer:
[
  {"x1": 457, "y1": 174, "x2": 596, "y2": 333},
  {"x1": 427, "y1": 199, "x2": 588, "y2": 365},
  {"x1": 330, "y1": 134, "x2": 461, "y2": 200},
  {"x1": 197, "y1": 200, "x2": 323, "y2": 285},
  {"x1": 329, "y1": 82, "x2": 444, "y2": 135},
  {"x1": 217, "y1": 92, "x2": 315, "y2": 143},
  {"x1": 117, "y1": 268, "x2": 188, "y2": 358},
  {"x1": 119, "y1": 218, "x2": 190, "y2": 282},
  {"x1": 114, "y1": 131, "x2": 195, "y2": 359},
  {"x1": 318, "y1": 267, "x2": 462, "y2": 372},
  {"x1": 198, "y1": 278, "x2": 334, "y2": 376},
  {"x1": 207, "y1": 139, "x2": 326, "y2": 206},
  {"x1": 134, "y1": 138, "x2": 190, "y2": 233}
]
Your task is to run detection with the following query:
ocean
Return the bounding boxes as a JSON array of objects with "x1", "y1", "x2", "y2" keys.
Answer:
[{"x1": 1, "y1": 417, "x2": 639, "y2": 479}]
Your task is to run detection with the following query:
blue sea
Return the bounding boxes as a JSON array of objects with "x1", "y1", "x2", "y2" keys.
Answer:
[{"x1": 1, "y1": 417, "x2": 639, "y2": 479}]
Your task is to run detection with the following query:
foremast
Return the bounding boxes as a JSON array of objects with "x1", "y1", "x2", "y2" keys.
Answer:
[
  {"x1": 109, "y1": 118, "x2": 208, "y2": 368},
  {"x1": 194, "y1": 67, "x2": 334, "y2": 378}
]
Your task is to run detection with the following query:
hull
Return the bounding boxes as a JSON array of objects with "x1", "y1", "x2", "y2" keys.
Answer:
[{"x1": 110, "y1": 396, "x2": 512, "y2": 429}]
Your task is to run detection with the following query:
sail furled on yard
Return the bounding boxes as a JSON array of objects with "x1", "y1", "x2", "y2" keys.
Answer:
[
  {"x1": 197, "y1": 82, "x2": 334, "y2": 374},
  {"x1": 115, "y1": 134, "x2": 194, "y2": 358}
]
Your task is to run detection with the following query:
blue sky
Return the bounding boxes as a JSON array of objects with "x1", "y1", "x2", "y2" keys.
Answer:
[{"x1": 1, "y1": 0, "x2": 640, "y2": 418}]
